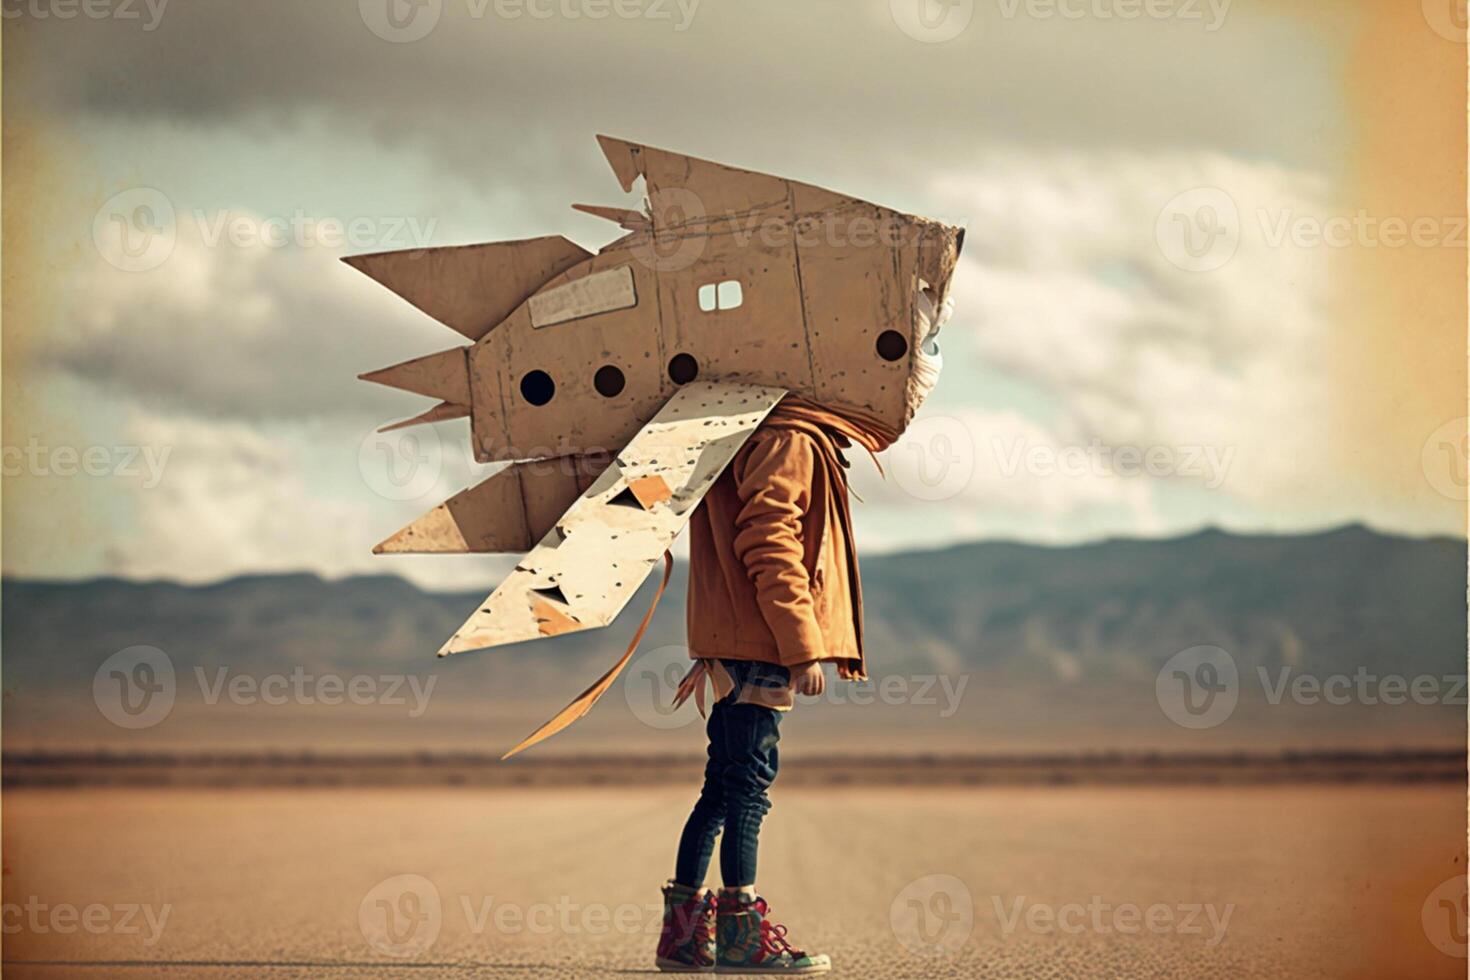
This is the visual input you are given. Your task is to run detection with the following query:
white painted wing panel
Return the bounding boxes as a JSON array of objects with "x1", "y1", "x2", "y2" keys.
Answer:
[{"x1": 438, "y1": 380, "x2": 787, "y2": 656}]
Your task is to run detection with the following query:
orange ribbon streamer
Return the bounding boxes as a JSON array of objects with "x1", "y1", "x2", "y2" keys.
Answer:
[{"x1": 501, "y1": 550, "x2": 675, "y2": 760}]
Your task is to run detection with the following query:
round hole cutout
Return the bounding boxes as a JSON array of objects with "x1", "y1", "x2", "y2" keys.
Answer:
[
  {"x1": 594, "y1": 365, "x2": 626, "y2": 398},
  {"x1": 519, "y1": 370, "x2": 555, "y2": 406},
  {"x1": 668, "y1": 353, "x2": 700, "y2": 385},
  {"x1": 876, "y1": 330, "x2": 909, "y2": 362}
]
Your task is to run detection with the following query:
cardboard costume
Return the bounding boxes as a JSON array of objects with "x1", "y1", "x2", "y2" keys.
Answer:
[{"x1": 346, "y1": 136, "x2": 964, "y2": 755}]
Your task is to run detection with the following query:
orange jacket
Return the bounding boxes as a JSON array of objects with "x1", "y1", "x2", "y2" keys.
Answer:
[{"x1": 686, "y1": 399, "x2": 894, "y2": 682}]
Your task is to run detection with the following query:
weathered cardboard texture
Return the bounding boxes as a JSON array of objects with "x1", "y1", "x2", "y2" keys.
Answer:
[
  {"x1": 437, "y1": 381, "x2": 785, "y2": 656},
  {"x1": 344, "y1": 236, "x2": 591, "y2": 341},
  {"x1": 350, "y1": 135, "x2": 963, "y2": 468},
  {"x1": 374, "y1": 453, "x2": 611, "y2": 555}
]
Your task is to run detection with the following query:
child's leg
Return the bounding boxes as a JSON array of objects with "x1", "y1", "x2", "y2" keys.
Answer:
[
  {"x1": 672, "y1": 700, "x2": 729, "y2": 887},
  {"x1": 717, "y1": 700, "x2": 782, "y2": 888},
  {"x1": 657, "y1": 693, "x2": 732, "y2": 971}
]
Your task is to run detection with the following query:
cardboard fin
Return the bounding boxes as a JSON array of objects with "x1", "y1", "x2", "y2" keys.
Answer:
[
  {"x1": 596, "y1": 134, "x2": 644, "y2": 192},
  {"x1": 438, "y1": 380, "x2": 786, "y2": 656},
  {"x1": 374, "y1": 453, "x2": 612, "y2": 554},
  {"x1": 378, "y1": 401, "x2": 468, "y2": 433},
  {"x1": 360, "y1": 347, "x2": 471, "y2": 404},
  {"x1": 571, "y1": 204, "x2": 650, "y2": 231},
  {"x1": 344, "y1": 236, "x2": 592, "y2": 341},
  {"x1": 595, "y1": 135, "x2": 842, "y2": 219}
]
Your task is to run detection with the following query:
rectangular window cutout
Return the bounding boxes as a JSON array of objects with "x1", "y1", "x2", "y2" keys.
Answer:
[
  {"x1": 717, "y1": 280, "x2": 743, "y2": 310},
  {"x1": 698, "y1": 279, "x2": 744, "y2": 313},
  {"x1": 529, "y1": 264, "x2": 637, "y2": 329}
]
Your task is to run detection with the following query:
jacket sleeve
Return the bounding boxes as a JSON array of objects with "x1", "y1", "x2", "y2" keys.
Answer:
[{"x1": 730, "y1": 429, "x2": 824, "y2": 666}]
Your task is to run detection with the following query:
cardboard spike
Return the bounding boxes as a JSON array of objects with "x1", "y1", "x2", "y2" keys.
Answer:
[
  {"x1": 598, "y1": 135, "x2": 855, "y2": 220},
  {"x1": 378, "y1": 401, "x2": 468, "y2": 433},
  {"x1": 374, "y1": 453, "x2": 613, "y2": 555},
  {"x1": 595, "y1": 134, "x2": 644, "y2": 192},
  {"x1": 344, "y1": 236, "x2": 591, "y2": 341},
  {"x1": 571, "y1": 204, "x2": 650, "y2": 231},
  {"x1": 360, "y1": 347, "x2": 470, "y2": 405}
]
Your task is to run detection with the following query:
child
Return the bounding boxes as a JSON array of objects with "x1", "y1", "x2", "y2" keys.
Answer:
[{"x1": 655, "y1": 394, "x2": 897, "y2": 974}]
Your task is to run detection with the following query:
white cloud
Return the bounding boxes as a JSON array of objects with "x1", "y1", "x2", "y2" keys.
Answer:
[
  {"x1": 45, "y1": 210, "x2": 453, "y2": 424},
  {"x1": 851, "y1": 406, "x2": 1164, "y2": 551},
  {"x1": 935, "y1": 149, "x2": 1338, "y2": 508},
  {"x1": 108, "y1": 408, "x2": 515, "y2": 590}
]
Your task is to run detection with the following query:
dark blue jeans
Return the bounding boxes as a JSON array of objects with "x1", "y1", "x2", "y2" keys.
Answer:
[{"x1": 673, "y1": 659, "x2": 787, "y2": 888}]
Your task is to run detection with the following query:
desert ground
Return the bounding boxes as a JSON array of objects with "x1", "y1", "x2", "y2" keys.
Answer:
[{"x1": 2, "y1": 784, "x2": 1464, "y2": 979}]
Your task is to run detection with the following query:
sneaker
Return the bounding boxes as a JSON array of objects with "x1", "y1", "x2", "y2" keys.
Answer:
[
  {"x1": 716, "y1": 894, "x2": 831, "y2": 974},
  {"x1": 655, "y1": 880, "x2": 717, "y2": 972}
]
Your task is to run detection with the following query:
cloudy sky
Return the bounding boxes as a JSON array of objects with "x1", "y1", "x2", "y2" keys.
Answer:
[{"x1": 2, "y1": 0, "x2": 1464, "y2": 589}]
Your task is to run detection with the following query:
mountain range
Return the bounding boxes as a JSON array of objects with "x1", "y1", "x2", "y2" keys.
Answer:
[{"x1": 4, "y1": 524, "x2": 1463, "y2": 756}]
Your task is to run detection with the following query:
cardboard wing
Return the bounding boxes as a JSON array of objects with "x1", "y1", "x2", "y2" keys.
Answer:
[
  {"x1": 436, "y1": 380, "x2": 784, "y2": 759},
  {"x1": 438, "y1": 380, "x2": 786, "y2": 657}
]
